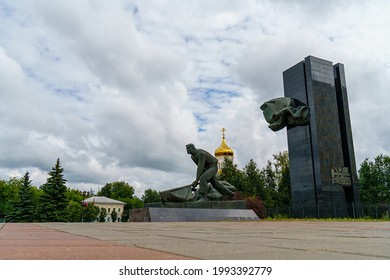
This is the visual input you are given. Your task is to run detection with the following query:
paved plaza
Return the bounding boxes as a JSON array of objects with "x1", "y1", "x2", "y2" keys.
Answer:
[{"x1": 1, "y1": 221, "x2": 390, "y2": 260}]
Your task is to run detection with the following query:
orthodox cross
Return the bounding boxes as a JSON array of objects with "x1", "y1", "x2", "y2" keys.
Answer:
[{"x1": 221, "y1": 127, "x2": 226, "y2": 139}]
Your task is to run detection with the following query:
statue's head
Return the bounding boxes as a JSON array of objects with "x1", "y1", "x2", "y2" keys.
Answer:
[{"x1": 186, "y1": 143, "x2": 196, "y2": 154}]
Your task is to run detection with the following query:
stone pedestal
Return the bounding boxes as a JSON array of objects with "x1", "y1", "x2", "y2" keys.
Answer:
[{"x1": 129, "y1": 207, "x2": 260, "y2": 222}]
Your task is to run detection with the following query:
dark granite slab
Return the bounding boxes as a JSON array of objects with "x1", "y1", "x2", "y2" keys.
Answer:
[{"x1": 129, "y1": 207, "x2": 260, "y2": 222}]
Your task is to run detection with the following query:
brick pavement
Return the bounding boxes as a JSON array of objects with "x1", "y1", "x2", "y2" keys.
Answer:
[
  {"x1": 1, "y1": 221, "x2": 390, "y2": 260},
  {"x1": 0, "y1": 223, "x2": 193, "y2": 260}
]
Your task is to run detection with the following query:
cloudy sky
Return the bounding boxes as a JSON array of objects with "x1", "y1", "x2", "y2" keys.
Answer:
[{"x1": 1, "y1": 0, "x2": 389, "y2": 196}]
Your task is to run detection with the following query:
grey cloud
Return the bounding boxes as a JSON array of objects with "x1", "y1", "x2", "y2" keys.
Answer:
[{"x1": 1, "y1": 0, "x2": 389, "y2": 195}]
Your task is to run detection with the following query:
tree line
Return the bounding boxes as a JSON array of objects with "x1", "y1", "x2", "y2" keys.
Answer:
[
  {"x1": 220, "y1": 151, "x2": 291, "y2": 208},
  {"x1": 0, "y1": 158, "x2": 161, "y2": 222},
  {"x1": 220, "y1": 153, "x2": 390, "y2": 218},
  {"x1": 218, "y1": 151, "x2": 290, "y2": 218},
  {"x1": 1, "y1": 153, "x2": 389, "y2": 222}
]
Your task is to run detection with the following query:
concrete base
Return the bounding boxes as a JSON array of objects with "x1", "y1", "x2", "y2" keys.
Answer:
[{"x1": 129, "y1": 207, "x2": 260, "y2": 222}]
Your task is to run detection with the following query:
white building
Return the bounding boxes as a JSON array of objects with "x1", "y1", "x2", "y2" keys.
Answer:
[{"x1": 82, "y1": 196, "x2": 126, "y2": 222}]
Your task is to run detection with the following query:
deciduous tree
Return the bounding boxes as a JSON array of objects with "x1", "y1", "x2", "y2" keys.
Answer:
[
  {"x1": 82, "y1": 203, "x2": 99, "y2": 222},
  {"x1": 65, "y1": 201, "x2": 82, "y2": 222},
  {"x1": 0, "y1": 178, "x2": 20, "y2": 222},
  {"x1": 359, "y1": 154, "x2": 390, "y2": 204},
  {"x1": 98, "y1": 181, "x2": 134, "y2": 200},
  {"x1": 272, "y1": 151, "x2": 291, "y2": 207},
  {"x1": 142, "y1": 188, "x2": 161, "y2": 203}
]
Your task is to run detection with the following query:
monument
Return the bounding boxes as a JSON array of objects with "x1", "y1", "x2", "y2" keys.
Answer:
[
  {"x1": 129, "y1": 143, "x2": 259, "y2": 222},
  {"x1": 261, "y1": 55, "x2": 361, "y2": 218}
]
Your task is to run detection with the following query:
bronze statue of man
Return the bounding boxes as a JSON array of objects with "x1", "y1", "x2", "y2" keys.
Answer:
[{"x1": 186, "y1": 143, "x2": 235, "y2": 201}]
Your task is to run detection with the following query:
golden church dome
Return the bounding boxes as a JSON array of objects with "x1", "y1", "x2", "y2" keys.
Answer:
[{"x1": 214, "y1": 128, "x2": 234, "y2": 157}]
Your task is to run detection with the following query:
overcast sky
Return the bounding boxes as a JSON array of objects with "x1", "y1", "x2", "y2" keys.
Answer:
[{"x1": 1, "y1": 0, "x2": 389, "y2": 196}]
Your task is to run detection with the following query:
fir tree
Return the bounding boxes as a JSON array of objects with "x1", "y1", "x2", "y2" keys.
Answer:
[
  {"x1": 13, "y1": 172, "x2": 35, "y2": 222},
  {"x1": 99, "y1": 207, "x2": 107, "y2": 222},
  {"x1": 111, "y1": 208, "x2": 118, "y2": 222},
  {"x1": 38, "y1": 158, "x2": 68, "y2": 222},
  {"x1": 243, "y1": 159, "x2": 264, "y2": 198},
  {"x1": 219, "y1": 157, "x2": 245, "y2": 193}
]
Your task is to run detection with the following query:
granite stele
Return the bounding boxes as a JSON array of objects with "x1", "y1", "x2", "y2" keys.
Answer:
[{"x1": 261, "y1": 55, "x2": 362, "y2": 218}]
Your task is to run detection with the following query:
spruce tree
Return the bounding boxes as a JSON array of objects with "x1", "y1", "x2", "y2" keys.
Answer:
[
  {"x1": 111, "y1": 208, "x2": 118, "y2": 222},
  {"x1": 13, "y1": 172, "x2": 35, "y2": 222},
  {"x1": 243, "y1": 159, "x2": 264, "y2": 197},
  {"x1": 99, "y1": 207, "x2": 107, "y2": 222},
  {"x1": 38, "y1": 158, "x2": 68, "y2": 222},
  {"x1": 220, "y1": 157, "x2": 245, "y2": 193}
]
